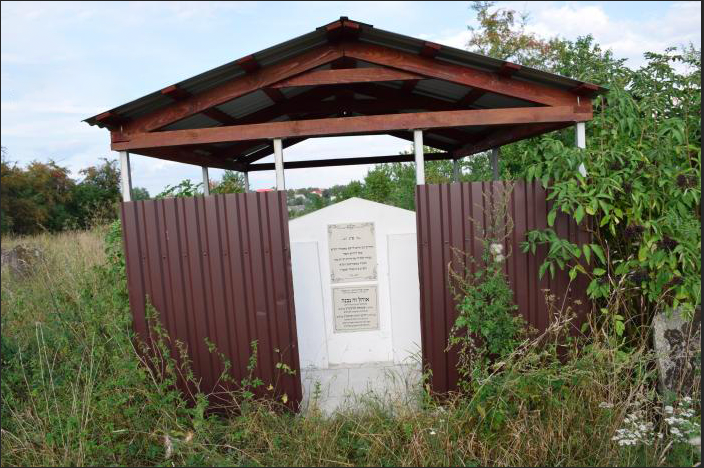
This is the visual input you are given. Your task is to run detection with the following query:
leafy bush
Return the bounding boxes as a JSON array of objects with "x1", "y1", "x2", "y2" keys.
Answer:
[{"x1": 521, "y1": 48, "x2": 701, "y2": 340}]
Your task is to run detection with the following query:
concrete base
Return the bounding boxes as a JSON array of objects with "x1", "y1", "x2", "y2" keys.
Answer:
[{"x1": 300, "y1": 361, "x2": 423, "y2": 415}]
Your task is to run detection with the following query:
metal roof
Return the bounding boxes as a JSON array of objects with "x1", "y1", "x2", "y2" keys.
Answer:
[
  {"x1": 85, "y1": 17, "x2": 606, "y2": 163},
  {"x1": 85, "y1": 17, "x2": 605, "y2": 128}
]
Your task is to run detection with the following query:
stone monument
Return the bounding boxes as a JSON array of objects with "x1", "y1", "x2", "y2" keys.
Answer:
[{"x1": 288, "y1": 198, "x2": 422, "y2": 413}]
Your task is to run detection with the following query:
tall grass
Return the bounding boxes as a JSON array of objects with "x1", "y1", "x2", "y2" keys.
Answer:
[{"x1": 1, "y1": 227, "x2": 700, "y2": 466}]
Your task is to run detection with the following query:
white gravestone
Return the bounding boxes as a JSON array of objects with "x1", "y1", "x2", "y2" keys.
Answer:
[{"x1": 288, "y1": 198, "x2": 422, "y2": 414}]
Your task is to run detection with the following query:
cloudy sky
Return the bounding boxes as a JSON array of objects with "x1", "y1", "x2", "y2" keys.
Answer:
[{"x1": 1, "y1": 1, "x2": 700, "y2": 195}]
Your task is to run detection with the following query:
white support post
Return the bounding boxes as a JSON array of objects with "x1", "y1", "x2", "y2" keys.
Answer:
[
  {"x1": 575, "y1": 122, "x2": 586, "y2": 149},
  {"x1": 201, "y1": 166, "x2": 210, "y2": 196},
  {"x1": 119, "y1": 150, "x2": 132, "y2": 202},
  {"x1": 576, "y1": 122, "x2": 587, "y2": 176},
  {"x1": 452, "y1": 159, "x2": 460, "y2": 182},
  {"x1": 273, "y1": 138, "x2": 285, "y2": 190},
  {"x1": 491, "y1": 147, "x2": 500, "y2": 180},
  {"x1": 243, "y1": 171, "x2": 250, "y2": 193},
  {"x1": 414, "y1": 129, "x2": 425, "y2": 185}
]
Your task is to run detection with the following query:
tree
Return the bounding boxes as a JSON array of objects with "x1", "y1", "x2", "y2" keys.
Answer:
[
  {"x1": 69, "y1": 158, "x2": 122, "y2": 227},
  {"x1": 211, "y1": 170, "x2": 245, "y2": 194},
  {"x1": 131, "y1": 187, "x2": 150, "y2": 201},
  {"x1": 1, "y1": 156, "x2": 75, "y2": 234}
]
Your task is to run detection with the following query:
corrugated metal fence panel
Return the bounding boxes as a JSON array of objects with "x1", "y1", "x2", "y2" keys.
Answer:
[
  {"x1": 415, "y1": 181, "x2": 591, "y2": 394},
  {"x1": 120, "y1": 191, "x2": 302, "y2": 410}
]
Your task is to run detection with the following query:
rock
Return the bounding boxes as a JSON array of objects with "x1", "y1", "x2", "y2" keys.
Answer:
[
  {"x1": 652, "y1": 306, "x2": 701, "y2": 396},
  {"x1": 0, "y1": 244, "x2": 44, "y2": 278}
]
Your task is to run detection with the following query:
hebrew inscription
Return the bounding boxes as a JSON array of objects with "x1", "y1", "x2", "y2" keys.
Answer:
[
  {"x1": 332, "y1": 285, "x2": 379, "y2": 332},
  {"x1": 328, "y1": 222, "x2": 377, "y2": 283}
]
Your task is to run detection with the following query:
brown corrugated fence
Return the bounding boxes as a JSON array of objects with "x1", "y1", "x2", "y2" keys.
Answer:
[
  {"x1": 120, "y1": 191, "x2": 302, "y2": 409},
  {"x1": 415, "y1": 181, "x2": 591, "y2": 394}
]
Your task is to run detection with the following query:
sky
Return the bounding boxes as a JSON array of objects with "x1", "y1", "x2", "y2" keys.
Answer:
[{"x1": 1, "y1": 1, "x2": 701, "y2": 195}]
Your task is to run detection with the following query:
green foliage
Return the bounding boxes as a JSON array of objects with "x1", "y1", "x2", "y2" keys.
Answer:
[
  {"x1": 520, "y1": 49, "x2": 701, "y2": 338},
  {"x1": 211, "y1": 170, "x2": 245, "y2": 194},
  {"x1": 447, "y1": 187, "x2": 525, "y2": 393},
  {"x1": 156, "y1": 179, "x2": 203, "y2": 198},
  {"x1": 132, "y1": 186, "x2": 151, "y2": 201},
  {"x1": 0, "y1": 154, "x2": 123, "y2": 234}
]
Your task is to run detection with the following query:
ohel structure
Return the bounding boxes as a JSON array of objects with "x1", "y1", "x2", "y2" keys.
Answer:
[{"x1": 85, "y1": 17, "x2": 605, "y2": 409}]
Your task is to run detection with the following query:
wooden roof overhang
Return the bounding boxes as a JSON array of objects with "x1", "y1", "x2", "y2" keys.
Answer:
[{"x1": 85, "y1": 17, "x2": 606, "y2": 172}]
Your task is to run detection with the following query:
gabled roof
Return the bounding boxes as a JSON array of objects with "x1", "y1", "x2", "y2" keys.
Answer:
[{"x1": 85, "y1": 17, "x2": 606, "y2": 170}]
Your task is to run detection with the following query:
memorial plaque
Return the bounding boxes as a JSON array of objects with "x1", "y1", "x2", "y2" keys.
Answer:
[
  {"x1": 332, "y1": 285, "x2": 379, "y2": 332},
  {"x1": 328, "y1": 222, "x2": 377, "y2": 283}
]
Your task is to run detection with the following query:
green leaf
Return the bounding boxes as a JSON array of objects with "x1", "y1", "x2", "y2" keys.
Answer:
[
  {"x1": 591, "y1": 244, "x2": 606, "y2": 264},
  {"x1": 582, "y1": 244, "x2": 591, "y2": 264},
  {"x1": 547, "y1": 210, "x2": 557, "y2": 227},
  {"x1": 593, "y1": 268, "x2": 606, "y2": 276},
  {"x1": 574, "y1": 205, "x2": 585, "y2": 224}
]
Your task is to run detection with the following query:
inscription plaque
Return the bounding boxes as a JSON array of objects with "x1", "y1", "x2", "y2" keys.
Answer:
[
  {"x1": 328, "y1": 222, "x2": 377, "y2": 283},
  {"x1": 332, "y1": 285, "x2": 379, "y2": 332}
]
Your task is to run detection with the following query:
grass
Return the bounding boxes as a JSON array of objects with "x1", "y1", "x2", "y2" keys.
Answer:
[{"x1": 1, "y1": 226, "x2": 700, "y2": 466}]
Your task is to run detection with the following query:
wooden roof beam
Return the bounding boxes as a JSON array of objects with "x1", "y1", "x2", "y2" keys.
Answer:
[
  {"x1": 497, "y1": 62, "x2": 522, "y2": 78},
  {"x1": 246, "y1": 152, "x2": 452, "y2": 171},
  {"x1": 96, "y1": 111, "x2": 130, "y2": 129},
  {"x1": 135, "y1": 146, "x2": 244, "y2": 171},
  {"x1": 270, "y1": 67, "x2": 425, "y2": 88},
  {"x1": 118, "y1": 44, "x2": 342, "y2": 135},
  {"x1": 452, "y1": 122, "x2": 572, "y2": 158},
  {"x1": 571, "y1": 82, "x2": 600, "y2": 97},
  {"x1": 326, "y1": 18, "x2": 361, "y2": 42},
  {"x1": 236, "y1": 55, "x2": 260, "y2": 73},
  {"x1": 112, "y1": 106, "x2": 593, "y2": 151},
  {"x1": 420, "y1": 41, "x2": 441, "y2": 58},
  {"x1": 342, "y1": 41, "x2": 579, "y2": 107},
  {"x1": 161, "y1": 84, "x2": 238, "y2": 125}
]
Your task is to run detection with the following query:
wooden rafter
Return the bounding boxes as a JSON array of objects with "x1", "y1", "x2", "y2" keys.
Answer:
[
  {"x1": 117, "y1": 44, "x2": 343, "y2": 135},
  {"x1": 112, "y1": 106, "x2": 592, "y2": 151},
  {"x1": 342, "y1": 41, "x2": 579, "y2": 107}
]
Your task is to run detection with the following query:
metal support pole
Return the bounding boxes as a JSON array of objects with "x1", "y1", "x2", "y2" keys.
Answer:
[
  {"x1": 452, "y1": 159, "x2": 460, "y2": 182},
  {"x1": 414, "y1": 129, "x2": 425, "y2": 185},
  {"x1": 273, "y1": 138, "x2": 285, "y2": 190},
  {"x1": 576, "y1": 122, "x2": 587, "y2": 176},
  {"x1": 243, "y1": 171, "x2": 250, "y2": 193},
  {"x1": 119, "y1": 150, "x2": 132, "y2": 202},
  {"x1": 201, "y1": 166, "x2": 210, "y2": 196},
  {"x1": 491, "y1": 147, "x2": 500, "y2": 180}
]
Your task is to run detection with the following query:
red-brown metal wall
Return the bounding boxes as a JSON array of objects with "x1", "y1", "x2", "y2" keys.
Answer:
[
  {"x1": 415, "y1": 181, "x2": 591, "y2": 394},
  {"x1": 120, "y1": 191, "x2": 302, "y2": 409}
]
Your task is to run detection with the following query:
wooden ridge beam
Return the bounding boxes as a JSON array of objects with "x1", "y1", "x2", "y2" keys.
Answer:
[
  {"x1": 342, "y1": 41, "x2": 580, "y2": 107},
  {"x1": 112, "y1": 106, "x2": 592, "y2": 151},
  {"x1": 118, "y1": 44, "x2": 342, "y2": 134},
  {"x1": 326, "y1": 17, "x2": 361, "y2": 42},
  {"x1": 270, "y1": 67, "x2": 425, "y2": 88},
  {"x1": 246, "y1": 152, "x2": 452, "y2": 171}
]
